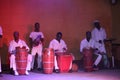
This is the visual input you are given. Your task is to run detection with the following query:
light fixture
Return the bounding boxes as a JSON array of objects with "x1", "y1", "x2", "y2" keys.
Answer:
[{"x1": 110, "y1": 0, "x2": 117, "y2": 5}]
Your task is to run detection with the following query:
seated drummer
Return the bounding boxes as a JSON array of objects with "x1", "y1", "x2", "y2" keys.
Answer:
[
  {"x1": 80, "y1": 31, "x2": 102, "y2": 70},
  {"x1": 8, "y1": 31, "x2": 32, "y2": 76},
  {"x1": 49, "y1": 32, "x2": 73, "y2": 73}
]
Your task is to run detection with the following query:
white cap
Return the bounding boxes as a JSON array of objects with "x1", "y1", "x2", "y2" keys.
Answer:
[{"x1": 93, "y1": 20, "x2": 99, "y2": 23}]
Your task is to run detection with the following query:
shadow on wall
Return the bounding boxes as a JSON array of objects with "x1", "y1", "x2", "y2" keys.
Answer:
[
  {"x1": 24, "y1": 24, "x2": 33, "y2": 49},
  {"x1": 0, "y1": 37, "x2": 9, "y2": 65}
]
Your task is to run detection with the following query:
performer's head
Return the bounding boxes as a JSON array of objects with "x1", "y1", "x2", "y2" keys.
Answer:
[
  {"x1": 13, "y1": 31, "x2": 19, "y2": 42},
  {"x1": 34, "y1": 22, "x2": 40, "y2": 32},
  {"x1": 93, "y1": 20, "x2": 101, "y2": 30},
  {"x1": 86, "y1": 31, "x2": 91, "y2": 42},
  {"x1": 56, "y1": 32, "x2": 62, "y2": 42}
]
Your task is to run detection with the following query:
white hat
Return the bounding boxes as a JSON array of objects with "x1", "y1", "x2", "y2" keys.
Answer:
[{"x1": 93, "y1": 20, "x2": 99, "y2": 23}]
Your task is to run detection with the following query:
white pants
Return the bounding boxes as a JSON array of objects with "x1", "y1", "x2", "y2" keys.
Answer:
[
  {"x1": 10, "y1": 54, "x2": 32, "y2": 71},
  {"x1": 93, "y1": 53, "x2": 102, "y2": 66},
  {"x1": 31, "y1": 44, "x2": 43, "y2": 69},
  {"x1": 0, "y1": 56, "x2": 1, "y2": 72},
  {"x1": 54, "y1": 56, "x2": 73, "y2": 70}
]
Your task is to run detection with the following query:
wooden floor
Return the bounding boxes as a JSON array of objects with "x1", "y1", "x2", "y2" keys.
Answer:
[{"x1": 0, "y1": 69, "x2": 120, "y2": 80}]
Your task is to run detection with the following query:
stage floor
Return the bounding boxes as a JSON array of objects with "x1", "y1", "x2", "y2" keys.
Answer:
[{"x1": 0, "y1": 69, "x2": 120, "y2": 80}]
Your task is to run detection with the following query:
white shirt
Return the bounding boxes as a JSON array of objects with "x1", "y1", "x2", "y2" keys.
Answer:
[
  {"x1": 92, "y1": 27, "x2": 106, "y2": 53},
  {"x1": 49, "y1": 39, "x2": 67, "y2": 53},
  {"x1": 80, "y1": 38, "x2": 96, "y2": 52},
  {"x1": 9, "y1": 39, "x2": 29, "y2": 54},
  {"x1": 0, "y1": 26, "x2": 3, "y2": 35},
  {"x1": 92, "y1": 27, "x2": 106, "y2": 42},
  {"x1": 29, "y1": 32, "x2": 44, "y2": 41}
]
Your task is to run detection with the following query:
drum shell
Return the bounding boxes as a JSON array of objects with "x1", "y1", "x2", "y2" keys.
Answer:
[
  {"x1": 83, "y1": 48, "x2": 93, "y2": 72},
  {"x1": 16, "y1": 47, "x2": 28, "y2": 75},
  {"x1": 57, "y1": 54, "x2": 72, "y2": 73},
  {"x1": 42, "y1": 48, "x2": 54, "y2": 74}
]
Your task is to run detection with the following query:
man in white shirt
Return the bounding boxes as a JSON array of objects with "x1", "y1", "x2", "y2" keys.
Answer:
[
  {"x1": 0, "y1": 26, "x2": 3, "y2": 74},
  {"x1": 29, "y1": 22, "x2": 44, "y2": 70},
  {"x1": 9, "y1": 31, "x2": 32, "y2": 75},
  {"x1": 49, "y1": 32, "x2": 73, "y2": 73},
  {"x1": 91, "y1": 20, "x2": 109, "y2": 68},
  {"x1": 80, "y1": 31, "x2": 102, "y2": 70}
]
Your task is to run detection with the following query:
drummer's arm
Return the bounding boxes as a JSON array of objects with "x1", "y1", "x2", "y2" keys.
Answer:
[
  {"x1": 9, "y1": 49, "x2": 16, "y2": 55},
  {"x1": 55, "y1": 49, "x2": 59, "y2": 52},
  {"x1": 63, "y1": 47, "x2": 67, "y2": 52},
  {"x1": 9, "y1": 43, "x2": 15, "y2": 55},
  {"x1": 41, "y1": 38, "x2": 44, "y2": 46},
  {"x1": 54, "y1": 49, "x2": 59, "y2": 55}
]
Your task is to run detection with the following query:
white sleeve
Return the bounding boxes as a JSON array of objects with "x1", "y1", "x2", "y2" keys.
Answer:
[
  {"x1": 49, "y1": 41, "x2": 53, "y2": 48},
  {"x1": 62, "y1": 40, "x2": 67, "y2": 50},
  {"x1": 22, "y1": 41, "x2": 30, "y2": 51},
  {"x1": 40, "y1": 32, "x2": 44, "y2": 38},
  {"x1": 80, "y1": 41, "x2": 84, "y2": 53},
  {"x1": 8, "y1": 41, "x2": 14, "y2": 53},
  {"x1": 0, "y1": 27, "x2": 3, "y2": 35}
]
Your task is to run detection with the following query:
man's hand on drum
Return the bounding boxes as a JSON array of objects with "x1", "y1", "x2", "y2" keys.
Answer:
[
  {"x1": 63, "y1": 48, "x2": 67, "y2": 52},
  {"x1": 55, "y1": 49, "x2": 59, "y2": 52}
]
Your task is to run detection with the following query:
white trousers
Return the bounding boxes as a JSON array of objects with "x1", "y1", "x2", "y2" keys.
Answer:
[
  {"x1": 93, "y1": 53, "x2": 102, "y2": 66},
  {"x1": 10, "y1": 54, "x2": 32, "y2": 71},
  {"x1": 31, "y1": 44, "x2": 43, "y2": 69},
  {"x1": 54, "y1": 56, "x2": 72, "y2": 70},
  {"x1": 0, "y1": 56, "x2": 1, "y2": 72}
]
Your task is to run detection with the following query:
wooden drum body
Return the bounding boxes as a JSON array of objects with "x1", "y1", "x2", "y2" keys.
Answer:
[
  {"x1": 83, "y1": 48, "x2": 93, "y2": 72},
  {"x1": 42, "y1": 48, "x2": 54, "y2": 74},
  {"x1": 57, "y1": 53, "x2": 73, "y2": 73},
  {"x1": 16, "y1": 47, "x2": 28, "y2": 75}
]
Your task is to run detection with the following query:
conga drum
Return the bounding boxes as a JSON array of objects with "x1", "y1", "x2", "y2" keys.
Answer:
[
  {"x1": 83, "y1": 48, "x2": 93, "y2": 72},
  {"x1": 42, "y1": 48, "x2": 54, "y2": 74},
  {"x1": 57, "y1": 53, "x2": 73, "y2": 73},
  {"x1": 16, "y1": 47, "x2": 28, "y2": 75}
]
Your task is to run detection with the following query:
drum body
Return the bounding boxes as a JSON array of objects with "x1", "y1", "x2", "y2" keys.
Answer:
[
  {"x1": 42, "y1": 48, "x2": 54, "y2": 74},
  {"x1": 16, "y1": 47, "x2": 28, "y2": 75},
  {"x1": 57, "y1": 53, "x2": 72, "y2": 73},
  {"x1": 83, "y1": 48, "x2": 93, "y2": 72}
]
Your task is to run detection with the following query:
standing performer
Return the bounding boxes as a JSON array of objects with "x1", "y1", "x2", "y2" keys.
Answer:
[
  {"x1": 91, "y1": 20, "x2": 109, "y2": 69},
  {"x1": 0, "y1": 26, "x2": 3, "y2": 74},
  {"x1": 9, "y1": 31, "x2": 32, "y2": 75},
  {"x1": 29, "y1": 22, "x2": 44, "y2": 70}
]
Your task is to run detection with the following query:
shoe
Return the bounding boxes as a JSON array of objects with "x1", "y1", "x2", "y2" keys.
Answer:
[
  {"x1": 37, "y1": 68, "x2": 43, "y2": 71},
  {"x1": 93, "y1": 65, "x2": 99, "y2": 71},
  {"x1": 25, "y1": 71, "x2": 29, "y2": 75},
  {"x1": 14, "y1": 71, "x2": 19, "y2": 76},
  {"x1": 55, "y1": 69, "x2": 60, "y2": 73},
  {"x1": 10, "y1": 68, "x2": 14, "y2": 75},
  {"x1": 69, "y1": 69, "x2": 72, "y2": 73}
]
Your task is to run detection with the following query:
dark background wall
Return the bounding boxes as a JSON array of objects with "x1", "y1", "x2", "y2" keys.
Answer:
[
  {"x1": 111, "y1": 0, "x2": 120, "y2": 43},
  {"x1": 0, "y1": 0, "x2": 113, "y2": 64},
  {"x1": 111, "y1": 0, "x2": 120, "y2": 63}
]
